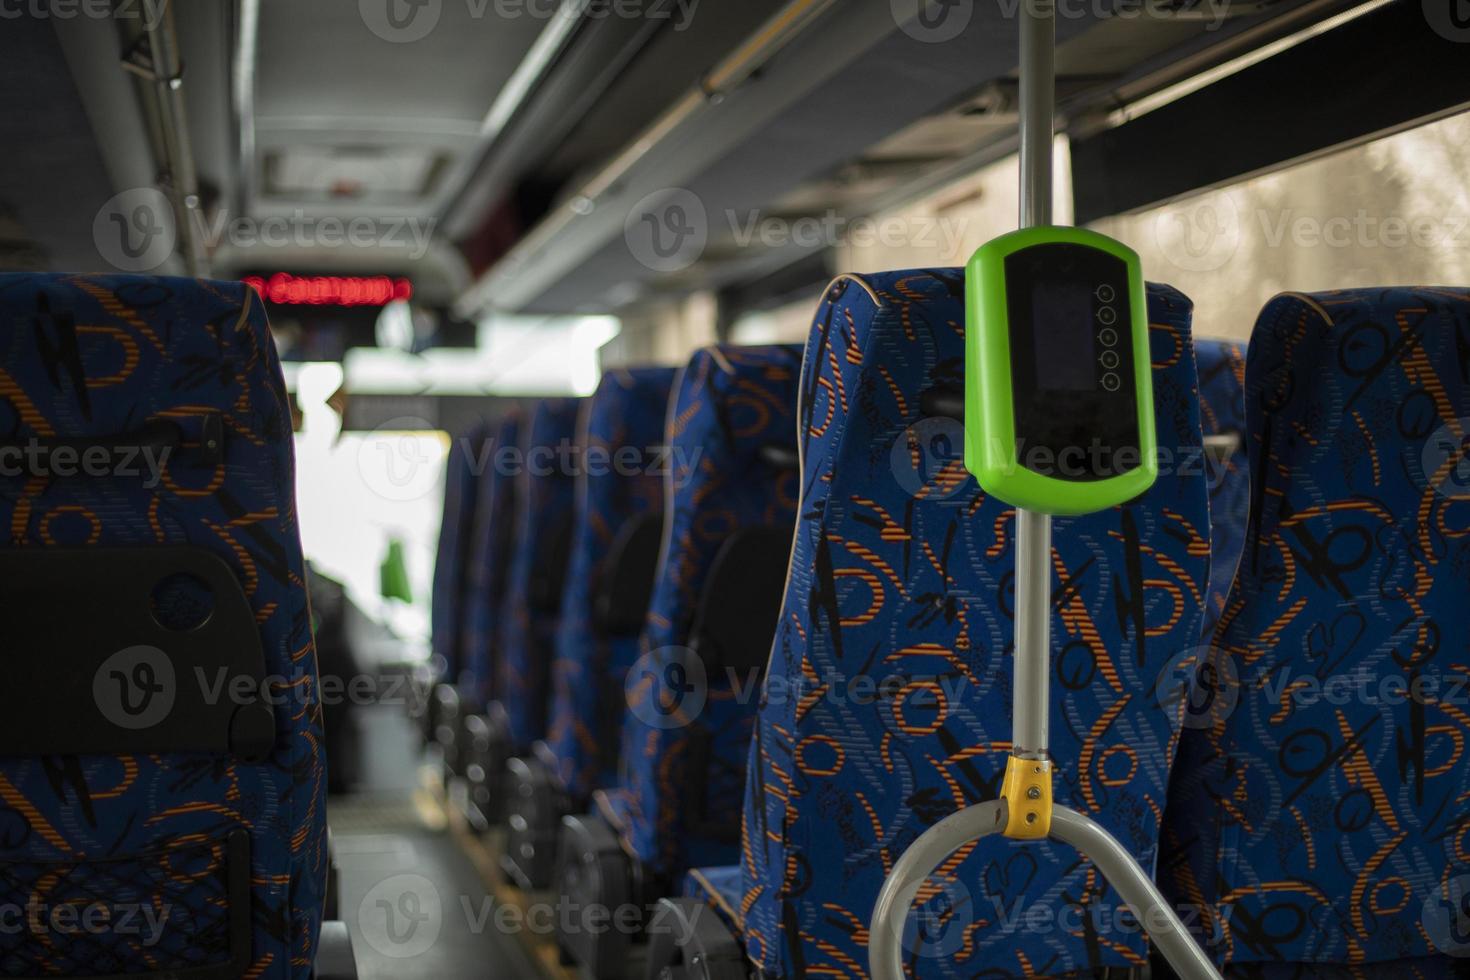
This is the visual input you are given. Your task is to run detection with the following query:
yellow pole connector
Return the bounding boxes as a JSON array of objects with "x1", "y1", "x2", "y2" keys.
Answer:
[{"x1": 1000, "y1": 755, "x2": 1053, "y2": 839}]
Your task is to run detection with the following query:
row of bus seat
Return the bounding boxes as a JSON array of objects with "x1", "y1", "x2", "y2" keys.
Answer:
[
  {"x1": 0, "y1": 267, "x2": 1454, "y2": 979},
  {"x1": 666, "y1": 272, "x2": 1221, "y2": 979},
  {"x1": 515, "y1": 371, "x2": 674, "y2": 888},
  {"x1": 662, "y1": 280, "x2": 1469, "y2": 980},
  {"x1": 626, "y1": 273, "x2": 1221, "y2": 978},
  {"x1": 419, "y1": 345, "x2": 807, "y2": 951},
  {"x1": 421, "y1": 277, "x2": 1221, "y2": 975},
  {"x1": 426, "y1": 301, "x2": 1044, "y2": 950},
  {"x1": 426, "y1": 273, "x2": 1469, "y2": 979}
]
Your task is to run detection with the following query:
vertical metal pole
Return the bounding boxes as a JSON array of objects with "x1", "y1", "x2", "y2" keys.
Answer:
[
  {"x1": 1018, "y1": 0, "x2": 1054, "y2": 231},
  {"x1": 1013, "y1": 0, "x2": 1056, "y2": 760},
  {"x1": 1012, "y1": 509, "x2": 1051, "y2": 756}
]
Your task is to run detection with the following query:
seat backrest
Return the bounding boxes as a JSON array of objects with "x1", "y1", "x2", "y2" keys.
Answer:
[
  {"x1": 457, "y1": 408, "x2": 523, "y2": 706},
  {"x1": 545, "y1": 367, "x2": 677, "y2": 802},
  {"x1": 497, "y1": 396, "x2": 584, "y2": 751},
  {"x1": 1195, "y1": 338, "x2": 1249, "y2": 640},
  {"x1": 739, "y1": 270, "x2": 1212, "y2": 977},
  {"x1": 614, "y1": 343, "x2": 803, "y2": 879},
  {"x1": 431, "y1": 421, "x2": 487, "y2": 681},
  {"x1": 1163, "y1": 288, "x2": 1470, "y2": 971},
  {"x1": 0, "y1": 274, "x2": 325, "y2": 978}
]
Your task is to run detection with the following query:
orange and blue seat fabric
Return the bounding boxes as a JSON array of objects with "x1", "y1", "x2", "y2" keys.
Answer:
[
  {"x1": 544, "y1": 367, "x2": 677, "y2": 802},
  {"x1": 0, "y1": 273, "x2": 325, "y2": 978},
  {"x1": 496, "y1": 396, "x2": 584, "y2": 751},
  {"x1": 596, "y1": 343, "x2": 803, "y2": 881},
  {"x1": 733, "y1": 269, "x2": 1212, "y2": 977},
  {"x1": 1162, "y1": 287, "x2": 1470, "y2": 977},
  {"x1": 431, "y1": 419, "x2": 487, "y2": 684},
  {"x1": 457, "y1": 408, "x2": 522, "y2": 707}
]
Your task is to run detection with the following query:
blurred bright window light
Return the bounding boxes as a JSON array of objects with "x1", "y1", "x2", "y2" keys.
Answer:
[
  {"x1": 339, "y1": 313, "x2": 621, "y2": 396},
  {"x1": 284, "y1": 315, "x2": 621, "y2": 648},
  {"x1": 292, "y1": 359, "x2": 443, "y2": 652},
  {"x1": 295, "y1": 360, "x2": 344, "y2": 408}
]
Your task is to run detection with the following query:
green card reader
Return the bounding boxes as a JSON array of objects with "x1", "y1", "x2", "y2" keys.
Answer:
[{"x1": 964, "y1": 225, "x2": 1157, "y2": 516}]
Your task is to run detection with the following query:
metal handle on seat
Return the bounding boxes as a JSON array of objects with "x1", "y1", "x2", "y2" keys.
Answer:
[
  {"x1": 869, "y1": 800, "x2": 1007, "y2": 979},
  {"x1": 869, "y1": 803, "x2": 1222, "y2": 980}
]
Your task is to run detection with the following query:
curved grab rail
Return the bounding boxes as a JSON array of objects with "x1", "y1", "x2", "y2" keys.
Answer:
[
  {"x1": 868, "y1": 800, "x2": 1005, "y2": 980},
  {"x1": 868, "y1": 801, "x2": 1223, "y2": 980}
]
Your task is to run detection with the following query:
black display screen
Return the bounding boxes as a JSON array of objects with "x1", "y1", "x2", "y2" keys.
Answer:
[
  {"x1": 1032, "y1": 281, "x2": 1096, "y2": 391},
  {"x1": 1004, "y1": 242, "x2": 1140, "y2": 482}
]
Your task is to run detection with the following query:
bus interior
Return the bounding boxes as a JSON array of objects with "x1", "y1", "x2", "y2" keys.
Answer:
[{"x1": 1, "y1": 0, "x2": 1469, "y2": 978}]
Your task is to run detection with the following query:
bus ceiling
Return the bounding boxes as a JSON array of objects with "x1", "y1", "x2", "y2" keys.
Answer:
[{"x1": 4, "y1": 0, "x2": 1465, "y2": 318}]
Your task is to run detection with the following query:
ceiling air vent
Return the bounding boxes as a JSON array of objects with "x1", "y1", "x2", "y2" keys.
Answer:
[{"x1": 261, "y1": 145, "x2": 450, "y2": 204}]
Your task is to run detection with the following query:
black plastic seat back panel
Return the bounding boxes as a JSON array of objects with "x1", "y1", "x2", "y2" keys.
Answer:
[
  {"x1": 0, "y1": 546, "x2": 274, "y2": 760},
  {"x1": 688, "y1": 526, "x2": 792, "y2": 676},
  {"x1": 593, "y1": 513, "x2": 664, "y2": 636}
]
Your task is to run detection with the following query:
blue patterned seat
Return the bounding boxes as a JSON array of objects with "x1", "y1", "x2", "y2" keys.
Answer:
[
  {"x1": 1162, "y1": 288, "x2": 1470, "y2": 975},
  {"x1": 543, "y1": 368, "x2": 676, "y2": 801},
  {"x1": 417, "y1": 420, "x2": 489, "y2": 744},
  {"x1": 430, "y1": 421, "x2": 487, "y2": 683},
  {"x1": 457, "y1": 409, "x2": 523, "y2": 708},
  {"x1": 434, "y1": 410, "x2": 523, "y2": 793},
  {"x1": 737, "y1": 270, "x2": 1212, "y2": 977},
  {"x1": 1196, "y1": 338, "x2": 1249, "y2": 640},
  {"x1": 596, "y1": 343, "x2": 802, "y2": 879},
  {"x1": 556, "y1": 344, "x2": 801, "y2": 977},
  {"x1": 495, "y1": 397, "x2": 584, "y2": 752},
  {"x1": 502, "y1": 369, "x2": 675, "y2": 889},
  {"x1": 0, "y1": 274, "x2": 325, "y2": 978}
]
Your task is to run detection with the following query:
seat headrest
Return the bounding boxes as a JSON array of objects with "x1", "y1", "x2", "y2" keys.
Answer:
[{"x1": 670, "y1": 344, "x2": 804, "y2": 479}]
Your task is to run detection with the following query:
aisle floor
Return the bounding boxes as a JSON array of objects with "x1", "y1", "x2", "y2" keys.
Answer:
[{"x1": 328, "y1": 704, "x2": 540, "y2": 979}]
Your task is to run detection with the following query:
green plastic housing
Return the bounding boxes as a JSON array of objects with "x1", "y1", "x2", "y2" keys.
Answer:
[{"x1": 963, "y1": 225, "x2": 1157, "y2": 516}]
